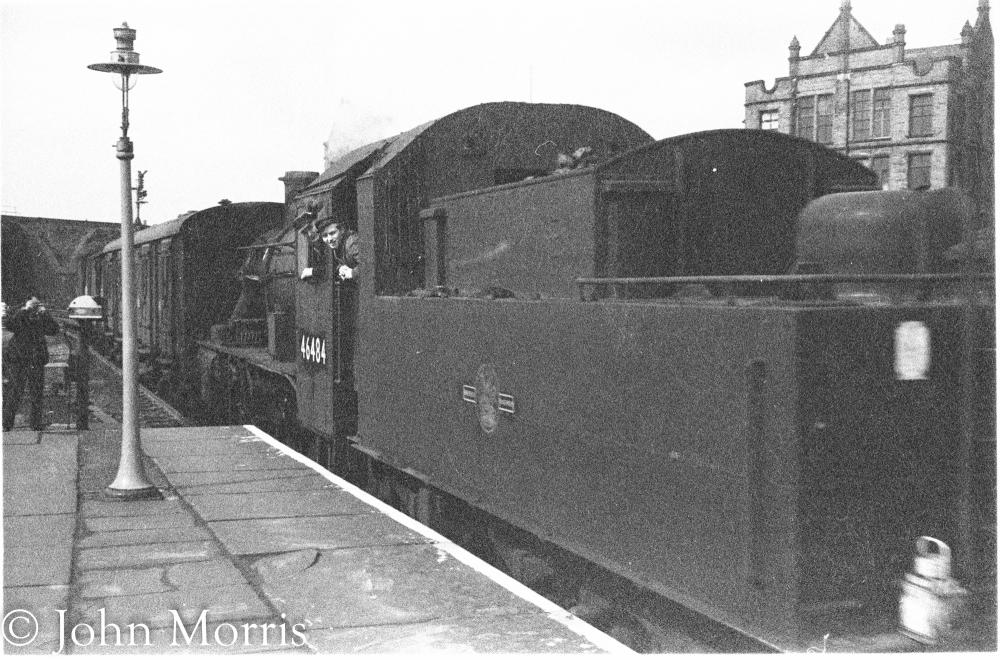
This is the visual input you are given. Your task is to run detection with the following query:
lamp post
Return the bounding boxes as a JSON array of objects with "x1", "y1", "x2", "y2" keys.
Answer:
[{"x1": 88, "y1": 23, "x2": 162, "y2": 500}]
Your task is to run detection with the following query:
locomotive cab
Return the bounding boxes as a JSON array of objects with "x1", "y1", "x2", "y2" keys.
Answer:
[{"x1": 289, "y1": 102, "x2": 654, "y2": 441}]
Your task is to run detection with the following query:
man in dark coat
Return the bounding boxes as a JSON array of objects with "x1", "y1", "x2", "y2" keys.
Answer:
[{"x1": 3, "y1": 296, "x2": 60, "y2": 431}]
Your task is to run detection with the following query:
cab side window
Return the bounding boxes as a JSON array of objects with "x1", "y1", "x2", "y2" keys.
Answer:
[{"x1": 297, "y1": 226, "x2": 328, "y2": 279}]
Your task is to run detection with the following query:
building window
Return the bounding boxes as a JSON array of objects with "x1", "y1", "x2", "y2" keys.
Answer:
[
  {"x1": 759, "y1": 109, "x2": 779, "y2": 130},
  {"x1": 851, "y1": 91, "x2": 871, "y2": 141},
  {"x1": 816, "y1": 95, "x2": 834, "y2": 143},
  {"x1": 796, "y1": 95, "x2": 833, "y2": 143},
  {"x1": 909, "y1": 94, "x2": 934, "y2": 137},
  {"x1": 873, "y1": 88, "x2": 891, "y2": 137},
  {"x1": 796, "y1": 96, "x2": 815, "y2": 141},
  {"x1": 907, "y1": 153, "x2": 932, "y2": 190},
  {"x1": 871, "y1": 155, "x2": 891, "y2": 189},
  {"x1": 851, "y1": 88, "x2": 892, "y2": 141}
]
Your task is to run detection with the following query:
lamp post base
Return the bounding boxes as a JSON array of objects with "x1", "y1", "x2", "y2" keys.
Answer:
[{"x1": 103, "y1": 485, "x2": 163, "y2": 501}]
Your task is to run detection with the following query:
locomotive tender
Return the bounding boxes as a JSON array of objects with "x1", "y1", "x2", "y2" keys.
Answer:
[{"x1": 83, "y1": 102, "x2": 994, "y2": 650}]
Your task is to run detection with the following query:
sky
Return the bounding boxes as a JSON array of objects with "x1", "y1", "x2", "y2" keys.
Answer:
[{"x1": 0, "y1": 0, "x2": 986, "y2": 224}]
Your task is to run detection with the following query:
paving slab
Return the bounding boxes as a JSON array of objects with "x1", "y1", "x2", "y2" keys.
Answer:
[
  {"x1": 77, "y1": 540, "x2": 221, "y2": 571},
  {"x1": 152, "y1": 454, "x2": 310, "y2": 474},
  {"x1": 253, "y1": 544, "x2": 531, "y2": 631},
  {"x1": 78, "y1": 525, "x2": 214, "y2": 548},
  {"x1": 175, "y1": 473, "x2": 334, "y2": 496},
  {"x1": 142, "y1": 440, "x2": 288, "y2": 459},
  {"x1": 185, "y1": 489, "x2": 372, "y2": 521},
  {"x1": 2, "y1": 585, "x2": 70, "y2": 654},
  {"x1": 302, "y1": 613, "x2": 606, "y2": 653},
  {"x1": 80, "y1": 498, "x2": 187, "y2": 519},
  {"x1": 1, "y1": 430, "x2": 40, "y2": 445},
  {"x1": 162, "y1": 468, "x2": 312, "y2": 488},
  {"x1": 2, "y1": 441, "x2": 77, "y2": 515},
  {"x1": 163, "y1": 559, "x2": 247, "y2": 590},
  {"x1": 83, "y1": 513, "x2": 197, "y2": 533},
  {"x1": 2, "y1": 513, "x2": 76, "y2": 548},
  {"x1": 74, "y1": 583, "x2": 273, "y2": 630},
  {"x1": 209, "y1": 513, "x2": 429, "y2": 555},
  {"x1": 3, "y1": 514, "x2": 75, "y2": 587},
  {"x1": 139, "y1": 426, "x2": 258, "y2": 443},
  {"x1": 78, "y1": 567, "x2": 172, "y2": 599},
  {"x1": 76, "y1": 559, "x2": 247, "y2": 600}
]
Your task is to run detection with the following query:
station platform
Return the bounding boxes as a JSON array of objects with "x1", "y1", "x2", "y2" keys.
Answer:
[{"x1": 3, "y1": 423, "x2": 633, "y2": 654}]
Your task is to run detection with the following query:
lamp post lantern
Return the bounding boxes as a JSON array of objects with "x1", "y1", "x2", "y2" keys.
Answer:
[{"x1": 88, "y1": 23, "x2": 162, "y2": 500}]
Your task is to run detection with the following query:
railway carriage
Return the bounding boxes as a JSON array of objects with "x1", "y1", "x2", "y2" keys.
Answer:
[{"x1": 86, "y1": 202, "x2": 283, "y2": 400}]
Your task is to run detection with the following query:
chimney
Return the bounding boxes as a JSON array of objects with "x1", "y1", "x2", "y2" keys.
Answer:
[
  {"x1": 788, "y1": 36, "x2": 801, "y2": 76},
  {"x1": 278, "y1": 171, "x2": 319, "y2": 207},
  {"x1": 893, "y1": 24, "x2": 906, "y2": 63}
]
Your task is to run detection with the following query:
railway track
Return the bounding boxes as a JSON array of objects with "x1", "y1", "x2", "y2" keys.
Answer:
[
  {"x1": 57, "y1": 330, "x2": 189, "y2": 429},
  {"x1": 87, "y1": 349, "x2": 189, "y2": 427}
]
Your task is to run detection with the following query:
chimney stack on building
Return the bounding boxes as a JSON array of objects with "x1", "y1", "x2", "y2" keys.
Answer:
[
  {"x1": 893, "y1": 24, "x2": 907, "y2": 63},
  {"x1": 788, "y1": 36, "x2": 801, "y2": 76}
]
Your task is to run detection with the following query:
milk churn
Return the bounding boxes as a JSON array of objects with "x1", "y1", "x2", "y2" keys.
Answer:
[{"x1": 898, "y1": 536, "x2": 967, "y2": 644}]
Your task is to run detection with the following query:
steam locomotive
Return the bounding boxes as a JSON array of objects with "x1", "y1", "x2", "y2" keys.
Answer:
[{"x1": 82, "y1": 101, "x2": 995, "y2": 651}]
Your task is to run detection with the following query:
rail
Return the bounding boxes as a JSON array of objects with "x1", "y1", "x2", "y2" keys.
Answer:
[{"x1": 575, "y1": 272, "x2": 996, "y2": 302}]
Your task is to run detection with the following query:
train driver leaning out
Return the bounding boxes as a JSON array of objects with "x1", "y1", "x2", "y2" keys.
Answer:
[{"x1": 320, "y1": 221, "x2": 360, "y2": 281}]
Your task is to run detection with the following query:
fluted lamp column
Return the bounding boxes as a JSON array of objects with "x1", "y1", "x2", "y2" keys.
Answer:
[{"x1": 88, "y1": 23, "x2": 162, "y2": 500}]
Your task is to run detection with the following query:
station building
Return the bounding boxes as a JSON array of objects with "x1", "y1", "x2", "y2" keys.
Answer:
[{"x1": 744, "y1": 1, "x2": 993, "y2": 228}]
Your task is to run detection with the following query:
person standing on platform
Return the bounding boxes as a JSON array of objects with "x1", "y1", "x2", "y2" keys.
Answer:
[{"x1": 3, "y1": 296, "x2": 60, "y2": 431}]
